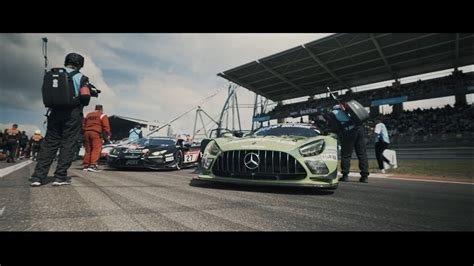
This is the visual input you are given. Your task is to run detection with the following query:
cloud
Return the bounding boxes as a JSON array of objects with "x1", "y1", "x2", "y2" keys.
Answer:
[
  {"x1": 1, "y1": 33, "x2": 333, "y2": 136},
  {"x1": 0, "y1": 33, "x2": 119, "y2": 128}
]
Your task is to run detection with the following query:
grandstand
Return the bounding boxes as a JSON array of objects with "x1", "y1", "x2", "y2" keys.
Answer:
[
  {"x1": 264, "y1": 71, "x2": 474, "y2": 119},
  {"x1": 218, "y1": 33, "x2": 474, "y2": 146},
  {"x1": 367, "y1": 104, "x2": 474, "y2": 147}
]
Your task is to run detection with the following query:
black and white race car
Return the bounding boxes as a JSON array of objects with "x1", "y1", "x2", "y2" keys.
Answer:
[{"x1": 107, "y1": 136, "x2": 200, "y2": 170}]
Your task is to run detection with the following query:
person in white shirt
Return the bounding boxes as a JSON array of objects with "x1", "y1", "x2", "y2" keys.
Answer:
[{"x1": 374, "y1": 117, "x2": 394, "y2": 173}]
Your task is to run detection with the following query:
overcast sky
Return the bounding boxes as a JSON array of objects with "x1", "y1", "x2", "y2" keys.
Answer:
[{"x1": 1, "y1": 33, "x2": 472, "y2": 136}]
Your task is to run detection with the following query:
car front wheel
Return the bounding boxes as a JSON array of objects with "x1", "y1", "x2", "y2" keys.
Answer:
[{"x1": 174, "y1": 150, "x2": 183, "y2": 170}]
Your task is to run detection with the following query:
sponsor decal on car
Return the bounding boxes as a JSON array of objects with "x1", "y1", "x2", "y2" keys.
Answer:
[
  {"x1": 124, "y1": 154, "x2": 141, "y2": 159},
  {"x1": 125, "y1": 160, "x2": 139, "y2": 165},
  {"x1": 225, "y1": 138, "x2": 299, "y2": 146},
  {"x1": 324, "y1": 148, "x2": 338, "y2": 153},
  {"x1": 320, "y1": 154, "x2": 337, "y2": 161},
  {"x1": 126, "y1": 149, "x2": 143, "y2": 154},
  {"x1": 240, "y1": 145, "x2": 267, "y2": 149}
]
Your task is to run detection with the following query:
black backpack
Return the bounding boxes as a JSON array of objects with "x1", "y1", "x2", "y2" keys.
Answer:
[{"x1": 42, "y1": 67, "x2": 80, "y2": 109}]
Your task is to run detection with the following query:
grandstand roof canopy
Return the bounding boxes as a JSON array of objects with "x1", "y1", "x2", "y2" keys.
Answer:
[{"x1": 218, "y1": 33, "x2": 474, "y2": 102}]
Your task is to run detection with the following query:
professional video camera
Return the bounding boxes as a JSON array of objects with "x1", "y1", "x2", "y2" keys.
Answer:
[{"x1": 88, "y1": 83, "x2": 101, "y2": 97}]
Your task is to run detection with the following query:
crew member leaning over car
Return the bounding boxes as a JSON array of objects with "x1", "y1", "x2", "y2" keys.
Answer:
[
  {"x1": 128, "y1": 124, "x2": 143, "y2": 142},
  {"x1": 83, "y1": 105, "x2": 111, "y2": 172},
  {"x1": 330, "y1": 104, "x2": 369, "y2": 183}
]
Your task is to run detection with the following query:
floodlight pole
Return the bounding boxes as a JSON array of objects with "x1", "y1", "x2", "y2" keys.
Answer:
[
  {"x1": 251, "y1": 93, "x2": 258, "y2": 131},
  {"x1": 234, "y1": 91, "x2": 242, "y2": 131},
  {"x1": 192, "y1": 107, "x2": 199, "y2": 140},
  {"x1": 231, "y1": 88, "x2": 235, "y2": 131},
  {"x1": 216, "y1": 84, "x2": 234, "y2": 137}
]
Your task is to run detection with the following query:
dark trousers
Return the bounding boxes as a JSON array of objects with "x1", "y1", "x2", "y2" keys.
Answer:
[
  {"x1": 31, "y1": 107, "x2": 83, "y2": 181},
  {"x1": 340, "y1": 126, "x2": 369, "y2": 178},
  {"x1": 18, "y1": 143, "x2": 27, "y2": 157},
  {"x1": 31, "y1": 144, "x2": 41, "y2": 160},
  {"x1": 375, "y1": 140, "x2": 391, "y2": 170},
  {"x1": 83, "y1": 131, "x2": 103, "y2": 167},
  {"x1": 6, "y1": 141, "x2": 17, "y2": 162}
]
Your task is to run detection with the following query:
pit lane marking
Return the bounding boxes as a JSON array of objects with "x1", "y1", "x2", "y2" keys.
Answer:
[
  {"x1": 0, "y1": 160, "x2": 34, "y2": 178},
  {"x1": 363, "y1": 174, "x2": 473, "y2": 185}
]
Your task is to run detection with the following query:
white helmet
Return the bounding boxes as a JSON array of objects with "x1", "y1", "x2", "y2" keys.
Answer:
[{"x1": 35, "y1": 130, "x2": 41, "y2": 134}]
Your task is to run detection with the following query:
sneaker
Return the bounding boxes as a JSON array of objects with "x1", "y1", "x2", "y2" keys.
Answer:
[
  {"x1": 359, "y1": 177, "x2": 368, "y2": 183},
  {"x1": 83, "y1": 166, "x2": 90, "y2": 171},
  {"x1": 389, "y1": 163, "x2": 396, "y2": 169},
  {"x1": 380, "y1": 169, "x2": 386, "y2": 174},
  {"x1": 87, "y1": 165, "x2": 102, "y2": 172},
  {"x1": 52, "y1": 180, "x2": 71, "y2": 186},
  {"x1": 30, "y1": 181, "x2": 42, "y2": 187},
  {"x1": 339, "y1": 175, "x2": 349, "y2": 182}
]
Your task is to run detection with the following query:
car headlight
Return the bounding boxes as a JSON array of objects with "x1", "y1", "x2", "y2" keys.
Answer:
[
  {"x1": 110, "y1": 148, "x2": 120, "y2": 155},
  {"x1": 203, "y1": 140, "x2": 221, "y2": 157},
  {"x1": 299, "y1": 140, "x2": 325, "y2": 157},
  {"x1": 151, "y1": 150, "x2": 167, "y2": 156},
  {"x1": 102, "y1": 147, "x2": 113, "y2": 153}
]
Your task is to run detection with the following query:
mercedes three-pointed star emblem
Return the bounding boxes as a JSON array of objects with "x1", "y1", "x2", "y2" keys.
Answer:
[{"x1": 244, "y1": 152, "x2": 260, "y2": 170}]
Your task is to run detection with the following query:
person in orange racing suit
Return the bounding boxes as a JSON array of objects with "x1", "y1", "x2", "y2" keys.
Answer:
[{"x1": 82, "y1": 105, "x2": 111, "y2": 172}]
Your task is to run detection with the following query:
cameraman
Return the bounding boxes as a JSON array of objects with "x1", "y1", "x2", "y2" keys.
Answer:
[{"x1": 30, "y1": 53, "x2": 95, "y2": 187}]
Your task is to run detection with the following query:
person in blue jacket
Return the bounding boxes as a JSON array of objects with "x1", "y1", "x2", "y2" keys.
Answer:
[
  {"x1": 331, "y1": 104, "x2": 369, "y2": 183},
  {"x1": 128, "y1": 124, "x2": 143, "y2": 142},
  {"x1": 374, "y1": 117, "x2": 395, "y2": 173}
]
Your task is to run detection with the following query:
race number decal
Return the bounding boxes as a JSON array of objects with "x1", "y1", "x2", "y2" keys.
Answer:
[{"x1": 184, "y1": 154, "x2": 198, "y2": 163}]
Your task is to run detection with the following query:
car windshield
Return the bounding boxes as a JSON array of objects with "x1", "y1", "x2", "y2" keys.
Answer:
[
  {"x1": 254, "y1": 124, "x2": 320, "y2": 137},
  {"x1": 133, "y1": 138, "x2": 176, "y2": 147}
]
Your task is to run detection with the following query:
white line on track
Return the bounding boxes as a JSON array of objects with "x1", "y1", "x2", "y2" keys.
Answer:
[
  {"x1": 348, "y1": 172, "x2": 473, "y2": 185},
  {"x1": 373, "y1": 176, "x2": 473, "y2": 185},
  {"x1": 0, "y1": 160, "x2": 34, "y2": 178}
]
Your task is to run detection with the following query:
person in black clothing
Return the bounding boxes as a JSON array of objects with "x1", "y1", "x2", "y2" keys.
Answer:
[
  {"x1": 329, "y1": 105, "x2": 369, "y2": 183},
  {"x1": 0, "y1": 130, "x2": 6, "y2": 160},
  {"x1": 30, "y1": 53, "x2": 93, "y2": 187},
  {"x1": 5, "y1": 124, "x2": 20, "y2": 163},
  {"x1": 18, "y1": 131, "x2": 29, "y2": 158},
  {"x1": 29, "y1": 130, "x2": 44, "y2": 161}
]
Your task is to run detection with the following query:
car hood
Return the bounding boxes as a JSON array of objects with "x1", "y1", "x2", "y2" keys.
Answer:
[{"x1": 215, "y1": 135, "x2": 325, "y2": 153}]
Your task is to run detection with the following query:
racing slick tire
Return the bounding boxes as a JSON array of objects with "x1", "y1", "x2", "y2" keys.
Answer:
[{"x1": 174, "y1": 150, "x2": 183, "y2": 170}]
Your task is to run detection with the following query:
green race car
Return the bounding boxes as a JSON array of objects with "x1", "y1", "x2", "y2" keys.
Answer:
[{"x1": 197, "y1": 123, "x2": 339, "y2": 189}]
